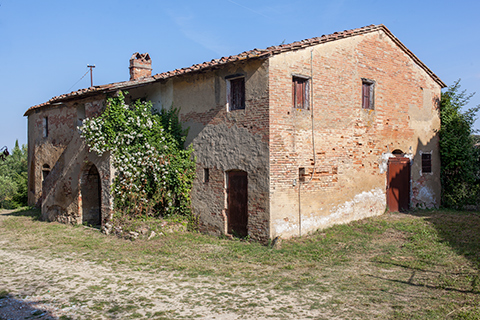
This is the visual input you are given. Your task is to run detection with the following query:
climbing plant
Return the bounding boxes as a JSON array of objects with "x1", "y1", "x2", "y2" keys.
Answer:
[{"x1": 80, "y1": 91, "x2": 195, "y2": 217}]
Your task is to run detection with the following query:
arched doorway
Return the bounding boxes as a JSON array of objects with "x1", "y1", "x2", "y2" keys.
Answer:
[
  {"x1": 227, "y1": 170, "x2": 248, "y2": 237},
  {"x1": 81, "y1": 164, "x2": 102, "y2": 226},
  {"x1": 387, "y1": 152, "x2": 410, "y2": 212}
]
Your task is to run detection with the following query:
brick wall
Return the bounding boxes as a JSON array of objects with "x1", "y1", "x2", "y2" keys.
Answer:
[
  {"x1": 168, "y1": 60, "x2": 270, "y2": 241},
  {"x1": 268, "y1": 30, "x2": 441, "y2": 238}
]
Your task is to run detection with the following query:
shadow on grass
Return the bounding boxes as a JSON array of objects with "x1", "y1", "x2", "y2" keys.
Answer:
[
  {"x1": 411, "y1": 209, "x2": 480, "y2": 269},
  {"x1": 367, "y1": 273, "x2": 478, "y2": 294},
  {"x1": 0, "y1": 294, "x2": 62, "y2": 319},
  {"x1": 1, "y1": 207, "x2": 41, "y2": 220}
]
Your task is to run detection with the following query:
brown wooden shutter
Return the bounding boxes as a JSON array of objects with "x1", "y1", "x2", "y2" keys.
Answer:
[
  {"x1": 293, "y1": 77, "x2": 308, "y2": 109},
  {"x1": 231, "y1": 78, "x2": 245, "y2": 110},
  {"x1": 362, "y1": 83, "x2": 370, "y2": 109}
]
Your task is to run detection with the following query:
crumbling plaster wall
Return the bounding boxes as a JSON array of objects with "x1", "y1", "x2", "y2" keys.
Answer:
[
  {"x1": 28, "y1": 98, "x2": 114, "y2": 225},
  {"x1": 268, "y1": 30, "x2": 441, "y2": 238},
  {"x1": 28, "y1": 103, "x2": 76, "y2": 206},
  {"x1": 131, "y1": 60, "x2": 270, "y2": 241}
]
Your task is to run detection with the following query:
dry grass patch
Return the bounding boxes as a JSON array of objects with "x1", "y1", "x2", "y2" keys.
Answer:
[{"x1": 0, "y1": 208, "x2": 479, "y2": 319}]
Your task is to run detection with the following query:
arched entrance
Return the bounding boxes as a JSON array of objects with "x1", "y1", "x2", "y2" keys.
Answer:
[
  {"x1": 226, "y1": 170, "x2": 248, "y2": 237},
  {"x1": 387, "y1": 152, "x2": 410, "y2": 212},
  {"x1": 81, "y1": 164, "x2": 102, "y2": 226}
]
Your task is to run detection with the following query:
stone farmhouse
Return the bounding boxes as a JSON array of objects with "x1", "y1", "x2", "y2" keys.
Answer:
[{"x1": 25, "y1": 24, "x2": 445, "y2": 242}]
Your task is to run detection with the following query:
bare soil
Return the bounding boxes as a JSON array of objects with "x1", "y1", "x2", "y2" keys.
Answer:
[
  {"x1": 0, "y1": 210, "x2": 325, "y2": 319},
  {"x1": 1, "y1": 208, "x2": 479, "y2": 319}
]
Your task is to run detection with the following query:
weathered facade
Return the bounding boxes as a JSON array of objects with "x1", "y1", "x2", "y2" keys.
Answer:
[{"x1": 25, "y1": 25, "x2": 445, "y2": 242}]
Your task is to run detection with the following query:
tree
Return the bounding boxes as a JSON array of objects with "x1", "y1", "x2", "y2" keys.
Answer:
[
  {"x1": 439, "y1": 80, "x2": 480, "y2": 208},
  {"x1": 0, "y1": 140, "x2": 28, "y2": 208}
]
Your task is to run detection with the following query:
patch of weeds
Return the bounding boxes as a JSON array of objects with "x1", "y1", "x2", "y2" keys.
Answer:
[
  {"x1": 91, "y1": 300, "x2": 108, "y2": 311},
  {"x1": 87, "y1": 285, "x2": 103, "y2": 292},
  {"x1": 0, "y1": 289, "x2": 9, "y2": 299},
  {"x1": 108, "y1": 304, "x2": 138, "y2": 313},
  {"x1": 153, "y1": 310, "x2": 175, "y2": 318},
  {"x1": 68, "y1": 296, "x2": 82, "y2": 304},
  {"x1": 108, "y1": 305, "x2": 121, "y2": 313}
]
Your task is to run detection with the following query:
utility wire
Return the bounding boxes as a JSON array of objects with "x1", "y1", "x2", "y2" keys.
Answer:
[{"x1": 67, "y1": 69, "x2": 90, "y2": 92}]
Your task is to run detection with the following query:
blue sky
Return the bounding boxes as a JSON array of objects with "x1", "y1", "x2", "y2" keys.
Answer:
[{"x1": 0, "y1": 0, "x2": 479, "y2": 150}]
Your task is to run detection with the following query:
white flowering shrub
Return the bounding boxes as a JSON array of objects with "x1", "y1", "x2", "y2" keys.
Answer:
[{"x1": 80, "y1": 91, "x2": 195, "y2": 217}]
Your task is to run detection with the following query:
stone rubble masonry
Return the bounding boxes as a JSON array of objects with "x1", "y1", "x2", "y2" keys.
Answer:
[{"x1": 26, "y1": 26, "x2": 442, "y2": 242}]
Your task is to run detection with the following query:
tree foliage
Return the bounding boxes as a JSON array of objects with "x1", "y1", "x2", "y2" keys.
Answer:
[
  {"x1": 80, "y1": 91, "x2": 195, "y2": 217},
  {"x1": 439, "y1": 80, "x2": 480, "y2": 208},
  {"x1": 0, "y1": 141, "x2": 28, "y2": 209}
]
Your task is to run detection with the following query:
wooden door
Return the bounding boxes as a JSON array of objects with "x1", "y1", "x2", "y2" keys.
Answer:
[
  {"x1": 82, "y1": 165, "x2": 102, "y2": 226},
  {"x1": 387, "y1": 157, "x2": 410, "y2": 212},
  {"x1": 227, "y1": 171, "x2": 248, "y2": 237}
]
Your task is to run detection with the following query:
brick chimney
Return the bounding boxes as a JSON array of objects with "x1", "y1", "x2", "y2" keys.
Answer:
[{"x1": 129, "y1": 52, "x2": 152, "y2": 81}]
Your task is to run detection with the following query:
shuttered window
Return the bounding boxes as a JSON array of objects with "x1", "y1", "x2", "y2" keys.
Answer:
[
  {"x1": 362, "y1": 79, "x2": 375, "y2": 109},
  {"x1": 293, "y1": 76, "x2": 309, "y2": 109},
  {"x1": 229, "y1": 77, "x2": 245, "y2": 111},
  {"x1": 422, "y1": 153, "x2": 432, "y2": 174}
]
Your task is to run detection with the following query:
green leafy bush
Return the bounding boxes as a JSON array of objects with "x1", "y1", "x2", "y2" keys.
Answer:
[
  {"x1": 0, "y1": 141, "x2": 28, "y2": 209},
  {"x1": 80, "y1": 91, "x2": 195, "y2": 217},
  {"x1": 439, "y1": 80, "x2": 480, "y2": 208}
]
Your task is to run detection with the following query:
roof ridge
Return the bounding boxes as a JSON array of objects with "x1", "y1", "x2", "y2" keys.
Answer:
[{"x1": 25, "y1": 23, "x2": 445, "y2": 116}]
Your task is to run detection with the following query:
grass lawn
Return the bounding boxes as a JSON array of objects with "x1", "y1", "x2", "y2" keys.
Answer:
[{"x1": 0, "y1": 208, "x2": 479, "y2": 319}]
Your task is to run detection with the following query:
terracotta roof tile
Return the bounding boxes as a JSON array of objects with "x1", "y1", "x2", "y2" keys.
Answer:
[{"x1": 24, "y1": 24, "x2": 445, "y2": 116}]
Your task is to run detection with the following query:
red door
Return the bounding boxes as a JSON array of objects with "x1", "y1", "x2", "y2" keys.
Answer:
[
  {"x1": 387, "y1": 157, "x2": 410, "y2": 212},
  {"x1": 227, "y1": 171, "x2": 248, "y2": 237}
]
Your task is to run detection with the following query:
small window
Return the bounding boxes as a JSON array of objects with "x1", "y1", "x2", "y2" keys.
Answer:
[
  {"x1": 299, "y1": 167, "x2": 306, "y2": 183},
  {"x1": 43, "y1": 117, "x2": 49, "y2": 138},
  {"x1": 293, "y1": 76, "x2": 309, "y2": 109},
  {"x1": 362, "y1": 79, "x2": 375, "y2": 109},
  {"x1": 227, "y1": 77, "x2": 245, "y2": 111},
  {"x1": 422, "y1": 153, "x2": 432, "y2": 174},
  {"x1": 42, "y1": 164, "x2": 51, "y2": 182},
  {"x1": 204, "y1": 168, "x2": 210, "y2": 183},
  {"x1": 77, "y1": 105, "x2": 86, "y2": 127}
]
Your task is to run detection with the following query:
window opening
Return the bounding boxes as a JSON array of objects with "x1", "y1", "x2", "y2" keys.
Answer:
[
  {"x1": 421, "y1": 153, "x2": 432, "y2": 174},
  {"x1": 42, "y1": 164, "x2": 50, "y2": 182},
  {"x1": 299, "y1": 167, "x2": 306, "y2": 183},
  {"x1": 77, "y1": 105, "x2": 86, "y2": 127},
  {"x1": 293, "y1": 76, "x2": 309, "y2": 109},
  {"x1": 362, "y1": 79, "x2": 375, "y2": 109},
  {"x1": 43, "y1": 117, "x2": 49, "y2": 138},
  {"x1": 204, "y1": 168, "x2": 210, "y2": 183},
  {"x1": 227, "y1": 77, "x2": 245, "y2": 111}
]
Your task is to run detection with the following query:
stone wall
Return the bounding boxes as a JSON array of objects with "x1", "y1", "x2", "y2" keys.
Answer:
[
  {"x1": 28, "y1": 98, "x2": 113, "y2": 226},
  {"x1": 130, "y1": 59, "x2": 271, "y2": 241}
]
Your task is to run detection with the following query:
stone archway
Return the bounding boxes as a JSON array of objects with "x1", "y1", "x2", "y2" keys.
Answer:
[{"x1": 81, "y1": 164, "x2": 102, "y2": 226}]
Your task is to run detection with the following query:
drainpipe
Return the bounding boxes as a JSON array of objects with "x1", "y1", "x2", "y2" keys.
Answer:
[{"x1": 298, "y1": 50, "x2": 317, "y2": 237}]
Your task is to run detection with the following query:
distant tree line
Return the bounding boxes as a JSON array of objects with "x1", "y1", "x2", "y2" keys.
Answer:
[{"x1": 0, "y1": 140, "x2": 28, "y2": 209}]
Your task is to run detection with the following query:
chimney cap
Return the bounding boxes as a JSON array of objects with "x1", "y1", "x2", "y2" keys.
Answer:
[
  {"x1": 129, "y1": 52, "x2": 152, "y2": 81},
  {"x1": 130, "y1": 52, "x2": 151, "y2": 62}
]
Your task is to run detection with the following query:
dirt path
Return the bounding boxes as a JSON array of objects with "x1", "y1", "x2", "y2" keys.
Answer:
[{"x1": 0, "y1": 210, "x2": 327, "y2": 319}]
